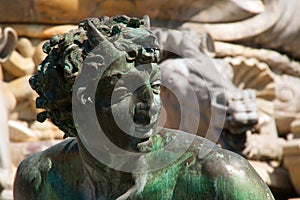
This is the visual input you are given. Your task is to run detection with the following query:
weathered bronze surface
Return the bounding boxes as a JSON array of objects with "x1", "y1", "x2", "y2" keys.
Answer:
[{"x1": 14, "y1": 15, "x2": 274, "y2": 200}]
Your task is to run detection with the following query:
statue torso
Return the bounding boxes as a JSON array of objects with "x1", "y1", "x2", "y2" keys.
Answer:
[{"x1": 14, "y1": 129, "x2": 274, "y2": 200}]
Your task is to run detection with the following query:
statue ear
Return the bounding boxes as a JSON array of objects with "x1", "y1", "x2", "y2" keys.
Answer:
[
  {"x1": 0, "y1": 27, "x2": 17, "y2": 63},
  {"x1": 141, "y1": 15, "x2": 150, "y2": 28}
]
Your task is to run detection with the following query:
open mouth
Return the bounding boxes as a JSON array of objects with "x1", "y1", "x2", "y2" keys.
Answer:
[
  {"x1": 133, "y1": 111, "x2": 154, "y2": 138},
  {"x1": 133, "y1": 114, "x2": 152, "y2": 138},
  {"x1": 133, "y1": 110, "x2": 151, "y2": 125},
  {"x1": 132, "y1": 105, "x2": 159, "y2": 138}
]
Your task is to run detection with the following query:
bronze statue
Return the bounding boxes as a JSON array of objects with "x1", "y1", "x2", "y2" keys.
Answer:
[{"x1": 14, "y1": 15, "x2": 274, "y2": 200}]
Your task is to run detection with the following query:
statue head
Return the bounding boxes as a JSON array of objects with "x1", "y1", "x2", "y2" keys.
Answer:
[{"x1": 30, "y1": 15, "x2": 161, "y2": 150}]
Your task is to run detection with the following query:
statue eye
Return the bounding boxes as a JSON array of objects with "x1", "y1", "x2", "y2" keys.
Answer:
[
  {"x1": 137, "y1": 47, "x2": 157, "y2": 64},
  {"x1": 111, "y1": 87, "x2": 129, "y2": 103},
  {"x1": 151, "y1": 80, "x2": 161, "y2": 94},
  {"x1": 126, "y1": 50, "x2": 138, "y2": 62}
]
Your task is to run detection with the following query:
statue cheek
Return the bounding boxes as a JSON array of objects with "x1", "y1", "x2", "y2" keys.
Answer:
[
  {"x1": 153, "y1": 94, "x2": 162, "y2": 113},
  {"x1": 111, "y1": 96, "x2": 136, "y2": 132},
  {"x1": 154, "y1": 94, "x2": 162, "y2": 106}
]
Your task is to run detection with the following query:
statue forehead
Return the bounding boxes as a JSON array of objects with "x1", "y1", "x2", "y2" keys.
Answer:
[
  {"x1": 100, "y1": 27, "x2": 160, "y2": 78},
  {"x1": 120, "y1": 27, "x2": 159, "y2": 48},
  {"x1": 103, "y1": 62, "x2": 161, "y2": 81}
]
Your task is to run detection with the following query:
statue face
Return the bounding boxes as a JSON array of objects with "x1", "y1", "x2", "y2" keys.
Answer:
[{"x1": 95, "y1": 28, "x2": 161, "y2": 150}]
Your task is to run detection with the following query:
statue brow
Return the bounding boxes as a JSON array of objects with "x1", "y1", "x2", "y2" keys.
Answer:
[{"x1": 109, "y1": 71, "x2": 123, "y2": 78}]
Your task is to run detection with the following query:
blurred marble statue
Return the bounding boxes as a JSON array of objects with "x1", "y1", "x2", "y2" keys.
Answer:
[
  {"x1": 13, "y1": 15, "x2": 273, "y2": 199},
  {"x1": 0, "y1": 27, "x2": 17, "y2": 198},
  {"x1": 156, "y1": 26, "x2": 300, "y2": 160},
  {"x1": 178, "y1": 0, "x2": 300, "y2": 194},
  {"x1": 182, "y1": 0, "x2": 300, "y2": 60},
  {"x1": 155, "y1": 26, "x2": 300, "y2": 195},
  {"x1": 155, "y1": 29, "x2": 265, "y2": 158}
]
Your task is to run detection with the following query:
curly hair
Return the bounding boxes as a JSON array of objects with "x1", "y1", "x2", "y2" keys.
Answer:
[{"x1": 29, "y1": 15, "x2": 151, "y2": 138}]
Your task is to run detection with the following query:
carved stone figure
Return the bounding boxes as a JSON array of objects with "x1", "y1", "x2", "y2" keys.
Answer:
[
  {"x1": 0, "y1": 27, "x2": 17, "y2": 197},
  {"x1": 155, "y1": 27, "x2": 300, "y2": 196},
  {"x1": 155, "y1": 29, "x2": 261, "y2": 156},
  {"x1": 182, "y1": 0, "x2": 300, "y2": 60},
  {"x1": 13, "y1": 15, "x2": 274, "y2": 199},
  {"x1": 155, "y1": 25, "x2": 300, "y2": 158},
  {"x1": 0, "y1": 0, "x2": 265, "y2": 25}
]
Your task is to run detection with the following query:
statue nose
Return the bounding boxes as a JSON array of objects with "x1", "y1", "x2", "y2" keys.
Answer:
[
  {"x1": 134, "y1": 85, "x2": 152, "y2": 105},
  {"x1": 133, "y1": 85, "x2": 159, "y2": 125}
]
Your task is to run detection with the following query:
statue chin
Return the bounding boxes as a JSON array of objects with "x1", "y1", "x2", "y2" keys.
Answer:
[{"x1": 134, "y1": 125, "x2": 154, "y2": 138}]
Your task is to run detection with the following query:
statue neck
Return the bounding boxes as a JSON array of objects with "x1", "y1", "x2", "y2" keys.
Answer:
[{"x1": 77, "y1": 138, "x2": 135, "y2": 199}]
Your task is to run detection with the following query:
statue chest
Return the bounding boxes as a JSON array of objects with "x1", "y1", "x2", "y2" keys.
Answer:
[
  {"x1": 133, "y1": 165, "x2": 181, "y2": 200},
  {"x1": 132, "y1": 153, "x2": 201, "y2": 200}
]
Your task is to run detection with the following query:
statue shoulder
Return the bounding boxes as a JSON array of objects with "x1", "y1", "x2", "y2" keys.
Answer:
[
  {"x1": 13, "y1": 147, "x2": 53, "y2": 199},
  {"x1": 184, "y1": 146, "x2": 275, "y2": 199},
  {"x1": 158, "y1": 129, "x2": 274, "y2": 199},
  {"x1": 13, "y1": 138, "x2": 83, "y2": 200}
]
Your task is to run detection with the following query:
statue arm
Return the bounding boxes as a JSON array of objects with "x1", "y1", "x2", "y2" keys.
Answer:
[
  {"x1": 13, "y1": 152, "x2": 51, "y2": 200},
  {"x1": 200, "y1": 149, "x2": 275, "y2": 200},
  {"x1": 14, "y1": 139, "x2": 82, "y2": 200}
]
